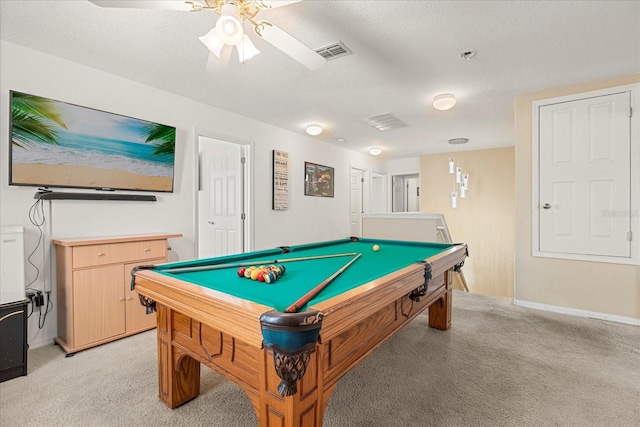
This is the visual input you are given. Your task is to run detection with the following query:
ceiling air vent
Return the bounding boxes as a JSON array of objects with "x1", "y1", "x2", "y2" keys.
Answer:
[
  {"x1": 361, "y1": 113, "x2": 408, "y2": 132},
  {"x1": 314, "y1": 41, "x2": 352, "y2": 61}
]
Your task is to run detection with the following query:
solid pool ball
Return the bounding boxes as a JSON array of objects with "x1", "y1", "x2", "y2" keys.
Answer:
[
  {"x1": 237, "y1": 267, "x2": 246, "y2": 277},
  {"x1": 372, "y1": 244, "x2": 380, "y2": 252}
]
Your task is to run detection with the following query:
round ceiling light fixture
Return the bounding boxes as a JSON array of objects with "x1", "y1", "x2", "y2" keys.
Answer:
[
  {"x1": 369, "y1": 147, "x2": 382, "y2": 156},
  {"x1": 305, "y1": 124, "x2": 323, "y2": 136},
  {"x1": 448, "y1": 138, "x2": 469, "y2": 145},
  {"x1": 433, "y1": 93, "x2": 457, "y2": 111}
]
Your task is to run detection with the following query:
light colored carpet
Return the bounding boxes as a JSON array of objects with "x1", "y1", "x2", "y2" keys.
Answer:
[{"x1": 1, "y1": 291, "x2": 638, "y2": 426}]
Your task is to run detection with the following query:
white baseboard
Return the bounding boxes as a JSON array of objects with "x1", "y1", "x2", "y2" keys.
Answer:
[{"x1": 514, "y1": 299, "x2": 640, "y2": 326}]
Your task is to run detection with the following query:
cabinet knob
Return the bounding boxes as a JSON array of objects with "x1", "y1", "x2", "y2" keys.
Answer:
[
  {"x1": 97, "y1": 252, "x2": 105, "y2": 257},
  {"x1": 119, "y1": 297, "x2": 125, "y2": 302},
  {"x1": 127, "y1": 297, "x2": 133, "y2": 301},
  {"x1": 144, "y1": 248, "x2": 151, "y2": 252}
]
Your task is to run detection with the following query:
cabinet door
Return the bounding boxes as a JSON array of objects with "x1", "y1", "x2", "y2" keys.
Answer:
[
  {"x1": 124, "y1": 260, "x2": 162, "y2": 333},
  {"x1": 73, "y1": 265, "x2": 126, "y2": 347}
]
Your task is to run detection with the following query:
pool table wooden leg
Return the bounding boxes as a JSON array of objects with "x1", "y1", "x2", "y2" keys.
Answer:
[
  {"x1": 428, "y1": 288, "x2": 452, "y2": 330},
  {"x1": 156, "y1": 304, "x2": 201, "y2": 408},
  {"x1": 256, "y1": 346, "x2": 326, "y2": 426}
]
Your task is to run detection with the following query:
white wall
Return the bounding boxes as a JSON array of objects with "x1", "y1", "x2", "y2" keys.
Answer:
[
  {"x1": 0, "y1": 41, "x2": 382, "y2": 347},
  {"x1": 384, "y1": 157, "x2": 420, "y2": 175}
]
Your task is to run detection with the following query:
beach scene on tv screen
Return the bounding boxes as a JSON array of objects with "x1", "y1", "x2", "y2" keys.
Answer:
[{"x1": 10, "y1": 92, "x2": 175, "y2": 192}]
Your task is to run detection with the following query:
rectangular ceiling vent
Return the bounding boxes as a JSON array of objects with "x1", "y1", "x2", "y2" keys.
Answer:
[
  {"x1": 361, "y1": 113, "x2": 408, "y2": 132},
  {"x1": 314, "y1": 41, "x2": 352, "y2": 61}
]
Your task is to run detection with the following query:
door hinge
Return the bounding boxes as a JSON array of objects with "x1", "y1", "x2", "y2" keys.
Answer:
[
  {"x1": 629, "y1": 107, "x2": 633, "y2": 118},
  {"x1": 240, "y1": 156, "x2": 246, "y2": 164},
  {"x1": 241, "y1": 213, "x2": 246, "y2": 220},
  {"x1": 627, "y1": 231, "x2": 633, "y2": 242}
]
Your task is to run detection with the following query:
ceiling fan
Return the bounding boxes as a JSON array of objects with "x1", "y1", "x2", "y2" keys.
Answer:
[{"x1": 88, "y1": 0, "x2": 326, "y2": 70}]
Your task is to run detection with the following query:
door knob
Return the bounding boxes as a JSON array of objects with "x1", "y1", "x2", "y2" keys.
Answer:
[{"x1": 542, "y1": 203, "x2": 552, "y2": 209}]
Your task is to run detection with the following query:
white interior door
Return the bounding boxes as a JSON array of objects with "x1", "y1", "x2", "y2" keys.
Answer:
[
  {"x1": 198, "y1": 136, "x2": 244, "y2": 258},
  {"x1": 538, "y1": 91, "x2": 631, "y2": 257},
  {"x1": 406, "y1": 177, "x2": 420, "y2": 212},
  {"x1": 350, "y1": 168, "x2": 364, "y2": 236}
]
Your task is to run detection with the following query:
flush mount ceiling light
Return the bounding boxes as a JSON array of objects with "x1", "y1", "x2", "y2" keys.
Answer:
[
  {"x1": 433, "y1": 93, "x2": 457, "y2": 111},
  {"x1": 89, "y1": 0, "x2": 326, "y2": 70},
  {"x1": 369, "y1": 147, "x2": 382, "y2": 156},
  {"x1": 306, "y1": 125, "x2": 323, "y2": 136}
]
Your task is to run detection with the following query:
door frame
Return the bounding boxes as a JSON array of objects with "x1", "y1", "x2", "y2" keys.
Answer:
[
  {"x1": 531, "y1": 83, "x2": 639, "y2": 265},
  {"x1": 193, "y1": 128, "x2": 255, "y2": 258},
  {"x1": 389, "y1": 171, "x2": 420, "y2": 213}
]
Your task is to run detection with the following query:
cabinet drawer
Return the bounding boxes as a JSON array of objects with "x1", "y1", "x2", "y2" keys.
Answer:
[{"x1": 72, "y1": 240, "x2": 167, "y2": 268}]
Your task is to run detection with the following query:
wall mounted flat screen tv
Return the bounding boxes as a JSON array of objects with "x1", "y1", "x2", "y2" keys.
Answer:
[{"x1": 9, "y1": 91, "x2": 176, "y2": 193}]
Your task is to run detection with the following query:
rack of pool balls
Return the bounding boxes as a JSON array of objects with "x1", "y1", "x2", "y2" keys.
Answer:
[{"x1": 237, "y1": 264, "x2": 286, "y2": 283}]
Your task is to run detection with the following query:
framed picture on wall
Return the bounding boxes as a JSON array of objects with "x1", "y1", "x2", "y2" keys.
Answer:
[
  {"x1": 272, "y1": 150, "x2": 289, "y2": 210},
  {"x1": 304, "y1": 161, "x2": 334, "y2": 197}
]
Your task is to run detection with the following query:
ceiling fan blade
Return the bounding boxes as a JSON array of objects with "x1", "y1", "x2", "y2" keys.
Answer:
[
  {"x1": 254, "y1": 21, "x2": 325, "y2": 70},
  {"x1": 255, "y1": 1, "x2": 302, "y2": 9},
  {"x1": 88, "y1": 1, "x2": 206, "y2": 11}
]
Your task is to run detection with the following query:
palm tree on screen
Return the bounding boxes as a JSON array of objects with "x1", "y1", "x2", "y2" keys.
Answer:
[
  {"x1": 11, "y1": 92, "x2": 67, "y2": 148},
  {"x1": 141, "y1": 123, "x2": 175, "y2": 157}
]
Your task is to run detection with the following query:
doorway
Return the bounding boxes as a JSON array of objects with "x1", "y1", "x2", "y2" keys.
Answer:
[
  {"x1": 391, "y1": 174, "x2": 420, "y2": 212},
  {"x1": 349, "y1": 168, "x2": 365, "y2": 236},
  {"x1": 196, "y1": 134, "x2": 251, "y2": 258}
]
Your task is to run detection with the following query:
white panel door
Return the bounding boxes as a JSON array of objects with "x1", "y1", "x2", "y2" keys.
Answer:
[
  {"x1": 350, "y1": 169, "x2": 363, "y2": 236},
  {"x1": 538, "y1": 92, "x2": 631, "y2": 257},
  {"x1": 198, "y1": 137, "x2": 243, "y2": 258},
  {"x1": 406, "y1": 177, "x2": 420, "y2": 212}
]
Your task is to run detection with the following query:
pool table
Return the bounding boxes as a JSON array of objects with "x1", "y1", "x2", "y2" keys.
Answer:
[{"x1": 132, "y1": 237, "x2": 467, "y2": 427}]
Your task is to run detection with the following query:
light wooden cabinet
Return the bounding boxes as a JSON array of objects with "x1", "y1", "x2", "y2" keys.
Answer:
[{"x1": 53, "y1": 233, "x2": 181, "y2": 354}]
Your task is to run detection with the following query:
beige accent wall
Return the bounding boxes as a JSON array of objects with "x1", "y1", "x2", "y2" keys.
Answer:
[
  {"x1": 515, "y1": 74, "x2": 640, "y2": 319},
  {"x1": 420, "y1": 147, "x2": 515, "y2": 298}
]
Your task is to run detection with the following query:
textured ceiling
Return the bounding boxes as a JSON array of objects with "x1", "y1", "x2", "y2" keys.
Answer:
[{"x1": 1, "y1": 0, "x2": 639, "y2": 159}]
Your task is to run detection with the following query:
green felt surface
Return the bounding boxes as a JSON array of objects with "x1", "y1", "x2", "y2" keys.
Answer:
[{"x1": 155, "y1": 238, "x2": 453, "y2": 312}]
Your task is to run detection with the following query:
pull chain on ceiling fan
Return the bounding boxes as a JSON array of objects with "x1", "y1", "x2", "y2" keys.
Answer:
[{"x1": 89, "y1": 0, "x2": 326, "y2": 70}]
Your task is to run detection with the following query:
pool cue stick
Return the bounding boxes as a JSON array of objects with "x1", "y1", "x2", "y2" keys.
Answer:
[
  {"x1": 164, "y1": 252, "x2": 358, "y2": 274},
  {"x1": 284, "y1": 253, "x2": 362, "y2": 313}
]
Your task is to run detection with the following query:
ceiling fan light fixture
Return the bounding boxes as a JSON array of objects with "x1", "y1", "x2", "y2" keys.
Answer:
[
  {"x1": 216, "y1": 3, "x2": 244, "y2": 45},
  {"x1": 236, "y1": 34, "x2": 260, "y2": 62},
  {"x1": 306, "y1": 125, "x2": 323, "y2": 136},
  {"x1": 433, "y1": 93, "x2": 457, "y2": 111},
  {"x1": 199, "y1": 27, "x2": 225, "y2": 57}
]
